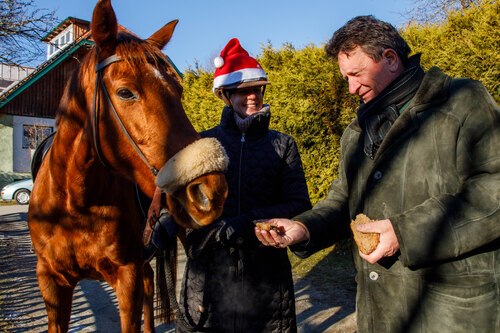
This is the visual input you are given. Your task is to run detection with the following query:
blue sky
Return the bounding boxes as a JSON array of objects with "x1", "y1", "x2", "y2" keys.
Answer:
[{"x1": 33, "y1": 0, "x2": 414, "y2": 71}]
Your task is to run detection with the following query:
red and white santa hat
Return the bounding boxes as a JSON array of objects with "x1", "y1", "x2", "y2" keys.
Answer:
[{"x1": 213, "y1": 38, "x2": 269, "y2": 92}]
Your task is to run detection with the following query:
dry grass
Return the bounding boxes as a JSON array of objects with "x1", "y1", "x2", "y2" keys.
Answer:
[{"x1": 289, "y1": 240, "x2": 356, "y2": 285}]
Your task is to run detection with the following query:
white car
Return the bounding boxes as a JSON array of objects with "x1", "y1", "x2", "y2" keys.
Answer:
[{"x1": 1, "y1": 178, "x2": 33, "y2": 205}]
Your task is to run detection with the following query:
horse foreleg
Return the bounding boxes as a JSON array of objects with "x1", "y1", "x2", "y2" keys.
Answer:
[
  {"x1": 36, "y1": 262, "x2": 74, "y2": 333},
  {"x1": 143, "y1": 262, "x2": 156, "y2": 333},
  {"x1": 113, "y1": 263, "x2": 144, "y2": 333}
]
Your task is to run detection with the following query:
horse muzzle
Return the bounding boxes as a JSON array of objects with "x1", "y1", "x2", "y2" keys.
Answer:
[{"x1": 156, "y1": 138, "x2": 229, "y2": 229}]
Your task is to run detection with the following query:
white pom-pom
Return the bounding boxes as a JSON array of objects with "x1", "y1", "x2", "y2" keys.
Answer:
[{"x1": 214, "y1": 56, "x2": 225, "y2": 68}]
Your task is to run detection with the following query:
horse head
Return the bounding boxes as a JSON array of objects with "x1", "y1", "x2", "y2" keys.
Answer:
[{"x1": 89, "y1": 0, "x2": 228, "y2": 229}]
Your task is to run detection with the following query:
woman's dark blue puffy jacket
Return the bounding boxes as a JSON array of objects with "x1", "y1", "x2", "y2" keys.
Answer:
[{"x1": 178, "y1": 107, "x2": 311, "y2": 333}]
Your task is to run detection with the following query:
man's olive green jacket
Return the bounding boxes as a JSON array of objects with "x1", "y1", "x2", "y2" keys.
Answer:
[{"x1": 293, "y1": 67, "x2": 500, "y2": 333}]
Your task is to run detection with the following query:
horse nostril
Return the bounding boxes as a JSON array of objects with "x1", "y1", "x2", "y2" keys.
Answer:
[{"x1": 187, "y1": 182, "x2": 211, "y2": 211}]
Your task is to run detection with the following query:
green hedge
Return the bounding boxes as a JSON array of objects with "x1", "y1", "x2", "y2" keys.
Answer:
[
  {"x1": 402, "y1": 0, "x2": 499, "y2": 103},
  {"x1": 181, "y1": 0, "x2": 498, "y2": 205}
]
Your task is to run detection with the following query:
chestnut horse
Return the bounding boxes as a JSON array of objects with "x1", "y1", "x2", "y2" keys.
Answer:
[{"x1": 28, "y1": 1, "x2": 227, "y2": 332}]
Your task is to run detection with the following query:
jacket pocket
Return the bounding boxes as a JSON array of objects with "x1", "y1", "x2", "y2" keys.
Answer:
[{"x1": 415, "y1": 279, "x2": 498, "y2": 333}]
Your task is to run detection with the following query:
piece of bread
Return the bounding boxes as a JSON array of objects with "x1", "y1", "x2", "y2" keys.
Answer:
[
  {"x1": 255, "y1": 221, "x2": 284, "y2": 235},
  {"x1": 255, "y1": 222, "x2": 277, "y2": 231},
  {"x1": 350, "y1": 214, "x2": 380, "y2": 254}
]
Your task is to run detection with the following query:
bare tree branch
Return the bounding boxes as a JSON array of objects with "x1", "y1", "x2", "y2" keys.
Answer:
[
  {"x1": 0, "y1": 0, "x2": 57, "y2": 66},
  {"x1": 403, "y1": 0, "x2": 480, "y2": 24}
]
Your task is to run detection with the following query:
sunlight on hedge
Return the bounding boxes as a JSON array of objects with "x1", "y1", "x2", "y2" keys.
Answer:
[
  {"x1": 182, "y1": 0, "x2": 498, "y2": 207},
  {"x1": 180, "y1": 0, "x2": 498, "y2": 274},
  {"x1": 402, "y1": 0, "x2": 499, "y2": 103}
]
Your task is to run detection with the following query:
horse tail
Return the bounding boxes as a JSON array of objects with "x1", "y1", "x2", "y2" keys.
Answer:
[{"x1": 155, "y1": 239, "x2": 178, "y2": 323}]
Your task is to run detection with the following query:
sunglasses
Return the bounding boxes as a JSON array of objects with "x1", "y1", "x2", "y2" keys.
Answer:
[{"x1": 227, "y1": 86, "x2": 264, "y2": 96}]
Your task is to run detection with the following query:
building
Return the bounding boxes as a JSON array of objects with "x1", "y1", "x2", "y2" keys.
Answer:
[
  {"x1": 0, "y1": 17, "x2": 91, "y2": 185},
  {"x1": 0, "y1": 16, "x2": 181, "y2": 188},
  {"x1": 0, "y1": 64, "x2": 35, "y2": 95}
]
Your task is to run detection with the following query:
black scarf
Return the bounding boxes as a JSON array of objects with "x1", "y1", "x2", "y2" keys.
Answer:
[
  {"x1": 357, "y1": 54, "x2": 424, "y2": 159},
  {"x1": 233, "y1": 105, "x2": 271, "y2": 133}
]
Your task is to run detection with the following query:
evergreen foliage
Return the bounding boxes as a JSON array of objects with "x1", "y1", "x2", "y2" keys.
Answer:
[
  {"x1": 181, "y1": 68, "x2": 223, "y2": 130},
  {"x1": 182, "y1": 44, "x2": 358, "y2": 204},
  {"x1": 258, "y1": 43, "x2": 358, "y2": 203},
  {"x1": 181, "y1": 0, "x2": 498, "y2": 205},
  {"x1": 402, "y1": 0, "x2": 499, "y2": 103}
]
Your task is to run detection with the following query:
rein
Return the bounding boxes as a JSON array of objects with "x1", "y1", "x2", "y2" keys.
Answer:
[
  {"x1": 92, "y1": 54, "x2": 159, "y2": 176},
  {"x1": 163, "y1": 239, "x2": 209, "y2": 331}
]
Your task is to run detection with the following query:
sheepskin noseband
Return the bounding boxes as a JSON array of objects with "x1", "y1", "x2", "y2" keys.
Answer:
[{"x1": 155, "y1": 137, "x2": 228, "y2": 194}]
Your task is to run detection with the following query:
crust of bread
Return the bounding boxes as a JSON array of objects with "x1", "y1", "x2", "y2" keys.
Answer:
[
  {"x1": 350, "y1": 214, "x2": 380, "y2": 255},
  {"x1": 255, "y1": 222, "x2": 278, "y2": 231}
]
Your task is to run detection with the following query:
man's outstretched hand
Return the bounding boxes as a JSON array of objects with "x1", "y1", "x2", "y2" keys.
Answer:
[{"x1": 255, "y1": 218, "x2": 310, "y2": 248}]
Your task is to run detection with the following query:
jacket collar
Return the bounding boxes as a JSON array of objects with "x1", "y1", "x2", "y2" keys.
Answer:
[
  {"x1": 349, "y1": 66, "x2": 451, "y2": 130},
  {"x1": 410, "y1": 67, "x2": 451, "y2": 109},
  {"x1": 219, "y1": 106, "x2": 271, "y2": 137},
  {"x1": 372, "y1": 67, "x2": 452, "y2": 161}
]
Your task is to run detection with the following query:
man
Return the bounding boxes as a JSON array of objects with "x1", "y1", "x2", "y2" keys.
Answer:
[{"x1": 256, "y1": 15, "x2": 500, "y2": 333}]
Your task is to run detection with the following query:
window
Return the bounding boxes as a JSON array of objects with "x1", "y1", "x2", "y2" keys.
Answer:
[
  {"x1": 23, "y1": 125, "x2": 53, "y2": 149},
  {"x1": 0, "y1": 78, "x2": 15, "y2": 93},
  {"x1": 46, "y1": 24, "x2": 75, "y2": 59}
]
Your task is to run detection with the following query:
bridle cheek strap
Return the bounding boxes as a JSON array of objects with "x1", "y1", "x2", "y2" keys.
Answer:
[{"x1": 92, "y1": 54, "x2": 159, "y2": 176}]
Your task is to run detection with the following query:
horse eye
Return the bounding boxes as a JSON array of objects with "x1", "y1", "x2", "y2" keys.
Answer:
[{"x1": 117, "y1": 88, "x2": 137, "y2": 100}]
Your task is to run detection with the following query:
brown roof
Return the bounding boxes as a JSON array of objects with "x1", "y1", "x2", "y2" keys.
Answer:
[{"x1": 41, "y1": 17, "x2": 90, "y2": 42}]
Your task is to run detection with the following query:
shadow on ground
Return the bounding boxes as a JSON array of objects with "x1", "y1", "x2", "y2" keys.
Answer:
[
  {"x1": 0, "y1": 207, "x2": 356, "y2": 332},
  {"x1": 293, "y1": 243, "x2": 357, "y2": 333},
  {"x1": 0, "y1": 212, "x2": 133, "y2": 332}
]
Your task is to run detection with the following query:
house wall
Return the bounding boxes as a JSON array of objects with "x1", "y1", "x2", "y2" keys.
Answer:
[
  {"x1": 0, "y1": 115, "x2": 14, "y2": 172},
  {"x1": 13, "y1": 115, "x2": 56, "y2": 173},
  {"x1": 0, "y1": 64, "x2": 35, "y2": 94},
  {"x1": 0, "y1": 17, "x2": 91, "y2": 186},
  {"x1": 0, "y1": 47, "x2": 89, "y2": 119}
]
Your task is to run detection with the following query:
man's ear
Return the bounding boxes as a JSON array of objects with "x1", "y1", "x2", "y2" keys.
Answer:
[{"x1": 382, "y1": 49, "x2": 401, "y2": 73}]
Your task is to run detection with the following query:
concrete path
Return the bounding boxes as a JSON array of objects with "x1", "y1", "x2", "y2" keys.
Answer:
[{"x1": 0, "y1": 205, "x2": 356, "y2": 332}]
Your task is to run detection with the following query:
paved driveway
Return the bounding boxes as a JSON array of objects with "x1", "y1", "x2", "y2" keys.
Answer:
[{"x1": 0, "y1": 205, "x2": 356, "y2": 332}]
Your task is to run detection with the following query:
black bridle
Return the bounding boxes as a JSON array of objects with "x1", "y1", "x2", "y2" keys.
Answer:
[
  {"x1": 92, "y1": 54, "x2": 159, "y2": 176},
  {"x1": 93, "y1": 54, "x2": 210, "y2": 330}
]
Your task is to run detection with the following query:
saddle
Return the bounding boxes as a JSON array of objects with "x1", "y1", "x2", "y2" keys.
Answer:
[{"x1": 31, "y1": 131, "x2": 56, "y2": 180}]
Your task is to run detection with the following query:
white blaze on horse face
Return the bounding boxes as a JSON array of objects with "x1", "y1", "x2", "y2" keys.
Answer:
[{"x1": 149, "y1": 64, "x2": 166, "y2": 82}]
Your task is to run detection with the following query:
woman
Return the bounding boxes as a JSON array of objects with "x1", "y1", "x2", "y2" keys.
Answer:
[{"x1": 180, "y1": 38, "x2": 311, "y2": 333}]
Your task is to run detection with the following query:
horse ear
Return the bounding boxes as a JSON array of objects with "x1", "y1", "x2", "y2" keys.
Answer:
[
  {"x1": 91, "y1": 0, "x2": 118, "y2": 57},
  {"x1": 146, "y1": 19, "x2": 179, "y2": 50}
]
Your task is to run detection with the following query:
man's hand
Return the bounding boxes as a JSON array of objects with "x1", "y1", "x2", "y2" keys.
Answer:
[
  {"x1": 356, "y1": 218, "x2": 399, "y2": 264},
  {"x1": 255, "y1": 218, "x2": 310, "y2": 248}
]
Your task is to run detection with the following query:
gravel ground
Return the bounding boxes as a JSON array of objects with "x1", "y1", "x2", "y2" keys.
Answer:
[{"x1": 0, "y1": 205, "x2": 356, "y2": 332}]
